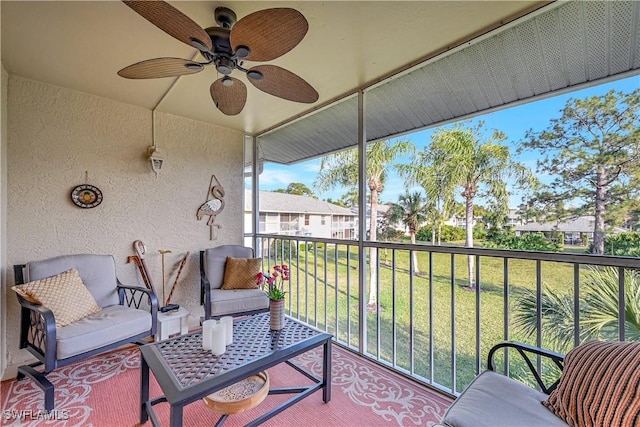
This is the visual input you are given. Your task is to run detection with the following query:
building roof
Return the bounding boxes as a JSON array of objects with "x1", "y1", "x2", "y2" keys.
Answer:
[
  {"x1": 515, "y1": 216, "x2": 625, "y2": 233},
  {"x1": 246, "y1": 191, "x2": 356, "y2": 216}
]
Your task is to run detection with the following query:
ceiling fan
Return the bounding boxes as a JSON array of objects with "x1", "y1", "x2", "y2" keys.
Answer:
[{"x1": 118, "y1": 1, "x2": 319, "y2": 116}]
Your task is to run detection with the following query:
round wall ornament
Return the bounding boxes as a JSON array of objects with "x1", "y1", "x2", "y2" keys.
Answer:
[{"x1": 71, "y1": 184, "x2": 103, "y2": 209}]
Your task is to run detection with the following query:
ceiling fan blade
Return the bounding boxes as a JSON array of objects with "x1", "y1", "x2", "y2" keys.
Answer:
[
  {"x1": 118, "y1": 58, "x2": 203, "y2": 79},
  {"x1": 230, "y1": 8, "x2": 308, "y2": 62},
  {"x1": 123, "y1": 0, "x2": 212, "y2": 52},
  {"x1": 210, "y1": 78, "x2": 247, "y2": 116},
  {"x1": 248, "y1": 65, "x2": 318, "y2": 104}
]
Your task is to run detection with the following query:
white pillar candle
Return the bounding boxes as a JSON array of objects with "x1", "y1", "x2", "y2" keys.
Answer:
[
  {"x1": 202, "y1": 320, "x2": 216, "y2": 350},
  {"x1": 219, "y1": 316, "x2": 233, "y2": 345},
  {"x1": 209, "y1": 323, "x2": 226, "y2": 356}
]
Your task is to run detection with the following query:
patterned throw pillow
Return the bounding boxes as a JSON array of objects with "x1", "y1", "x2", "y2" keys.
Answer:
[
  {"x1": 12, "y1": 268, "x2": 101, "y2": 328},
  {"x1": 221, "y1": 257, "x2": 262, "y2": 290},
  {"x1": 542, "y1": 340, "x2": 640, "y2": 426}
]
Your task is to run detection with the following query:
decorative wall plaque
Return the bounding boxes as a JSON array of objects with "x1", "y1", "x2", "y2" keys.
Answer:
[
  {"x1": 70, "y1": 184, "x2": 103, "y2": 209},
  {"x1": 197, "y1": 175, "x2": 225, "y2": 240}
]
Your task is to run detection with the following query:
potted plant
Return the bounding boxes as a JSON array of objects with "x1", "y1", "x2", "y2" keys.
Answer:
[{"x1": 257, "y1": 265, "x2": 289, "y2": 330}]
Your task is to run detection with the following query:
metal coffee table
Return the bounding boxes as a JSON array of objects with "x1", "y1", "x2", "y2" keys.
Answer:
[{"x1": 139, "y1": 313, "x2": 332, "y2": 427}]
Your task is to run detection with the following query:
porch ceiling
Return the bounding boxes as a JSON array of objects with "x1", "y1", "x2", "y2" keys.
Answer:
[
  {"x1": 258, "y1": 1, "x2": 640, "y2": 165},
  {"x1": 1, "y1": 1, "x2": 546, "y2": 136}
]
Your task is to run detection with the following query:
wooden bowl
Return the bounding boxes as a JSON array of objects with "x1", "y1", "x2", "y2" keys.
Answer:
[{"x1": 202, "y1": 371, "x2": 270, "y2": 415}]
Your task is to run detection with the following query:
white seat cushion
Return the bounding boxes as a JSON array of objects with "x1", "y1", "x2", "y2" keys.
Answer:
[
  {"x1": 209, "y1": 288, "x2": 268, "y2": 317},
  {"x1": 56, "y1": 305, "x2": 151, "y2": 359},
  {"x1": 441, "y1": 370, "x2": 568, "y2": 427}
]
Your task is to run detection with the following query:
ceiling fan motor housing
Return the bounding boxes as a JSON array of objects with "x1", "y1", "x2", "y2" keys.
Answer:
[
  {"x1": 206, "y1": 27, "x2": 232, "y2": 55},
  {"x1": 214, "y1": 7, "x2": 237, "y2": 29}
]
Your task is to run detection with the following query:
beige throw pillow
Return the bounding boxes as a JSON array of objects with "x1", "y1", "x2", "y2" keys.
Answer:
[
  {"x1": 221, "y1": 257, "x2": 262, "y2": 290},
  {"x1": 12, "y1": 268, "x2": 101, "y2": 328}
]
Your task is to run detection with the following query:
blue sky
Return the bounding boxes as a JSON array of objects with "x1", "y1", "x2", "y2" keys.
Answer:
[{"x1": 259, "y1": 75, "x2": 639, "y2": 208}]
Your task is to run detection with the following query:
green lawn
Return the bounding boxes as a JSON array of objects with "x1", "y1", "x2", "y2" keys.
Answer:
[{"x1": 270, "y1": 243, "x2": 595, "y2": 393}]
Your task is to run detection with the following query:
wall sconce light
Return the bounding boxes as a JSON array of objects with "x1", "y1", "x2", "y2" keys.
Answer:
[{"x1": 147, "y1": 146, "x2": 165, "y2": 177}]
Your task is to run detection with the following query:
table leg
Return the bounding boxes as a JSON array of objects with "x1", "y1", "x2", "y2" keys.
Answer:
[
  {"x1": 169, "y1": 404, "x2": 184, "y2": 427},
  {"x1": 323, "y1": 340, "x2": 332, "y2": 403},
  {"x1": 140, "y1": 355, "x2": 150, "y2": 423}
]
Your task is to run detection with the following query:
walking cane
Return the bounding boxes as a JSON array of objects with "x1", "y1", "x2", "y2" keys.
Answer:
[{"x1": 165, "y1": 252, "x2": 189, "y2": 306}]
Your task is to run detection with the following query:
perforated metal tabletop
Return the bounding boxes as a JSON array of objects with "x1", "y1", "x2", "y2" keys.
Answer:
[{"x1": 139, "y1": 313, "x2": 333, "y2": 427}]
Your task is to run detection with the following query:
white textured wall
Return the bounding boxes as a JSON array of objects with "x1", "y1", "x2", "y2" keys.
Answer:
[{"x1": 3, "y1": 76, "x2": 244, "y2": 378}]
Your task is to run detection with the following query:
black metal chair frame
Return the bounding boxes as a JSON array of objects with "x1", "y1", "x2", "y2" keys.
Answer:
[
  {"x1": 199, "y1": 250, "x2": 269, "y2": 321},
  {"x1": 487, "y1": 341, "x2": 565, "y2": 394},
  {"x1": 13, "y1": 264, "x2": 159, "y2": 411}
]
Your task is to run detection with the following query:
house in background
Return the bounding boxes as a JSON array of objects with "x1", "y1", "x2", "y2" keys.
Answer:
[
  {"x1": 515, "y1": 215, "x2": 625, "y2": 245},
  {"x1": 506, "y1": 209, "x2": 523, "y2": 228},
  {"x1": 246, "y1": 191, "x2": 357, "y2": 239}
]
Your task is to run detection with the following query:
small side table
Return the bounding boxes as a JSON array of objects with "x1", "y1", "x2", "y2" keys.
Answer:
[{"x1": 157, "y1": 307, "x2": 190, "y2": 341}]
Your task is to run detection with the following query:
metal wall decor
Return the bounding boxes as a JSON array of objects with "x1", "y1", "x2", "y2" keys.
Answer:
[
  {"x1": 70, "y1": 172, "x2": 103, "y2": 209},
  {"x1": 198, "y1": 174, "x2": 225, "y2": 240}
]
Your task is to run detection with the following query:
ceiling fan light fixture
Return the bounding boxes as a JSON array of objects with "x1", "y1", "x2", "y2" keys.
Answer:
[
  {"x1": 235, "y1": 45, "x2": 251, "y2": 59},
  {"x1": 189, "y1": 37, "x2": 210, "y2": 52},
  {"x1": 221, "y1": 77, "x2": 234, "y2": 87},
  {"x1": 246, "y1": 70, "x2": 264, "y2": 80},
  {"x1": 216, "y1": 57, "x2": 234, "y2": 75},
  {"x1": 184, "y1": 62, "x2": 204, "y2": 71}
]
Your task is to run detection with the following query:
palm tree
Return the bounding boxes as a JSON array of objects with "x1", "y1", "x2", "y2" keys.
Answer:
[
  {"x1": 408, "y1": 122, "x2": 534, "y2": 288},
  {"x1": 386, "y1": 191, "x2": 430, "y2": 273},
  {"x1": 314, "y1": 139, "x2": 414, "y2": 309},
  {"x1": 398, "y1": 162, "x2": 457, "y2": 245},
  {"x1": 513, "y1": 267, "x2": 640, "y2": 353}
]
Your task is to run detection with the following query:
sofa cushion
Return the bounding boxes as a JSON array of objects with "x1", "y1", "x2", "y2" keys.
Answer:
[
  {"x1": 542, "y1": 340, "x2": 640, "y2": 427},
  {"x1": 56, "y1": 305, "x2": 151, "y2": 359},
  {"x1": 203, "y1": 246, "x2": 254, "y2": 289},
  {"x1": 12, "y1": 268, "x2": 101, "y2": 328},
  {"x1": 221, "y1": 257, "x2": 262, "y2": 290},
  {"x1": 210, "y1": 288, "x2": 269, "y2": 316},
  {"x1": 441, "y1": 370, "x2": 568, "y2": 427},
  {"x1": 25, "y1": 254, "x2": 120, "y2": 307}
]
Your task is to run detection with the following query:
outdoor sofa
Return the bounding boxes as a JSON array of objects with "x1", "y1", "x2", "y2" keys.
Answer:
[{"x1": 438, "y1": 340, "x2": 640, "y2": 427}]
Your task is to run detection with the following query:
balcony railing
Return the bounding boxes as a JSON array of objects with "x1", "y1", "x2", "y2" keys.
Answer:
[{"x1": 255, "y1": 233, "x2": 640, "y2": 396}]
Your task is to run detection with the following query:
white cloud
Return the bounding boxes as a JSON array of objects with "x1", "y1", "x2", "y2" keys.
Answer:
[
  {"x1": 302, "y1": 160, "x2": 321, "y2": 173},
  {"x1": 259, "y1": 169, "x2": 299, "y2": 186}
]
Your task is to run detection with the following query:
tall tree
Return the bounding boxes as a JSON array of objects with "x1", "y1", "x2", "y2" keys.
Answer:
[
  {"x1": 386, "y1": 191, "x2": 430, "y2": 273},
  {"x1": 416, "y1": 122, "x2": 534, "y2": 288},
  {"x1": 606, "y1": 167, "x2": 640, "y2": 231},
  {"x1": 520, "y1": 89, "x2": 640, "y2": 254},
  {"x1": 398, "y1": 161, "x2": 457, "y2": 245},
  {"x1": 274, "y1": 182, "x2": 316, "y2": 198},
  {"x1": 314, "y1": 139, "x2": 414, "y2": 308}
]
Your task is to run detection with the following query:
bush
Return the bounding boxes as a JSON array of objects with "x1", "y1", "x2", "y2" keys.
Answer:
[
  {"x1": 270, "y1": 239, "x2": 297, "y2": 260},
  {"x1": 473, "y1": 227, "x2": 487, "y2": 240},
  {"x1": 416, "y1": 226, "x2": 432, "y2": 242},
  {"x1": 416, "y1": 225, "x2": 466, "y2": 243},
  {"x1": 550, "y1": 231, "x2": 564, "y2": 246},
  {"x1": 298, "y1": 242, "x2": 325, "y2": 252},
  {"x1": 589, "y1": 232, "x2": 640, "y2": 257},
  {"x1": 484, "y1": 231, "x2": 562, "y2": 252}
]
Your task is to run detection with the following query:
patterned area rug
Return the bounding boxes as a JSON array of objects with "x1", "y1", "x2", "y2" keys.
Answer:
[{"x1": 1, "y1": 344, "x2": 451, "y2": 426}]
